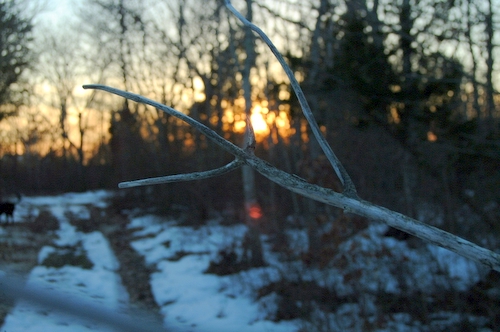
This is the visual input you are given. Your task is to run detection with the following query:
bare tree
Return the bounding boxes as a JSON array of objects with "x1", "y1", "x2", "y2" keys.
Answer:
[
  {"x1": 465, "y1": 0, "x2": 482, "y2": 123},
  {"x1": 239, "y1": 0, "x2": 265, "y2": 267},
  {"x1": 35, "y1": 21, "x2": 112, "y2": 190},
  {"x1": 38, "y1": 33, "x2": 83, "y2": 166},
  {"x1": 484, "y1": 0, "x2": 497, "y2": 131}
]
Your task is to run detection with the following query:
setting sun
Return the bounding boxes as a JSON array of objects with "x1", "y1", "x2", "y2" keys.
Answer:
[
  {"x1": 222, "y1": 97, "x2": 292, "y2": 142},
  {"x1": 250, "y1": 105, "x2": 270, "y2": 136}
]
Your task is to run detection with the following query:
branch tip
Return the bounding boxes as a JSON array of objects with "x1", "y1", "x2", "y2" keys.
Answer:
[{"x1": 118, "y1": 159, "x2": 244, "y2": 188}]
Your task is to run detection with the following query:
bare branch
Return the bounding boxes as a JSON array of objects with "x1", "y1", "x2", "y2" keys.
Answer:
[
  {"x1": 119, "y1": 158, "x2": 244, "y2": 188},
  {"x1": 244, "y1": 115, "x2": 256, "y2": 153},
  {"x1": 83, "y1": 4, "x2": 500, "y2": 272},
  {"x1": 83, "y1": 84, "x2": 500, "y2": 272},
  {"x1": 242, "y1": 153, "x2": 500, "y2": 272},
  {"x1": 82, "y1": 84, "x2": 249, "y2": 160},
  {"x1": 224, "y1": 0, "x2": 358, "y2": 198}
]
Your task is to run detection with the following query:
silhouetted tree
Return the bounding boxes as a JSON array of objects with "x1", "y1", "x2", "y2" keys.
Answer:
[
  {"x1": 0, "y1": 1, "x2": 33, "y2": 120},
  {"x1": 332, "y1": 3, "x2": 397, "y2": 126}
]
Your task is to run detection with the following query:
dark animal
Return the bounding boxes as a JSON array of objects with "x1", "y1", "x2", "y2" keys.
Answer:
[{"x1": 0, "y1": 194, "x2": 21, "y2": 225}]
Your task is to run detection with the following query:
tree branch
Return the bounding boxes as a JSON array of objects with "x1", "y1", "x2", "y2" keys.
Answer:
[
  {"x1": 224, "y1": 0, "x2": 358, "y2": 198},
  {"x1": 243, "y1": 153, "x2": 500, "y2": 272},
  {"x1": 83, "y1": 84, "x2": 500, "y2": 272},
  {"x1": 82, "y1": 0, "x2": 500, "y2": 274},
  {"x1": 83, "y1": 84, "x2": 248, "y2": 160},
  {"x1": 118, "y1": 158, "x2": 244, "y2": 188}
]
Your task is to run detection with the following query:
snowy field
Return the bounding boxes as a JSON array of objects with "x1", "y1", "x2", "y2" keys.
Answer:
[{"x1": 0, "y1": 191, "x2": 491, "y2": 331}]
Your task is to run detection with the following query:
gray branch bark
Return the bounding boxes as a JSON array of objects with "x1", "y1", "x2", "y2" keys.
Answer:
[
  {"x1": 82, "y1": 0, "x2": 500, "y2": 274},
  {"x1": 224, "y1": 0, "x2": 358, "y2": 198},
  {"x1": 83, "y1": 83, "x2": 500, "y2": 273}
]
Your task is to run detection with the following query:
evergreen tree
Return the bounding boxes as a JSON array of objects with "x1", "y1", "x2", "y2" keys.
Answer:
[
  {"x1": 330, "y1": 2, "x2": 465, "y2": 148},
  {"x1": 332, "y1": 7, "x2": 397, "y2": 124},
  {"x1": 0, "y1": 1, "x2": 33, "y2": 120}
]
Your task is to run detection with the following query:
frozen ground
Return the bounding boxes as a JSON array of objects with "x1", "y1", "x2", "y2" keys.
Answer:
[
  {"x1": 0, "y1": 191, "x2": 297, "y2": 332},
  {"x1": 128, "y1": 216, "x2": 297, "y2": 332},
  {"x1": 1, "y1": 191, "x2": 131, "y2": 332},
  {"x1": 0, "y1": 191, "x2": 491, "y2": 331}
]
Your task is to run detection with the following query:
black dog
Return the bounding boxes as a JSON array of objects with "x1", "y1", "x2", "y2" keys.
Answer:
[{"x1": 0, "y1": 194, "x2": 21, "y2": 224}]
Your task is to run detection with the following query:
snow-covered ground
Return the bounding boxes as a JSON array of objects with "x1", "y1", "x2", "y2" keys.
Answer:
[
  {"x1": 128, "y1": 216, "x2": 297, "y2": 332},
  {"x1": 1, "y1": 191, "x2": 132, "y2": 332},
  {"x1": 0, "y1": 191, "x2": 297, "y2": 331},
  {"x1": 0, "y1": 191, "x2": 491, "y2": 331}
]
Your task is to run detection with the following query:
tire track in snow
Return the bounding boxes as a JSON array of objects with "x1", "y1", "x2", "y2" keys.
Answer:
[{"x1": 1, "y1": 192, "x2": 134, "y2": 331}]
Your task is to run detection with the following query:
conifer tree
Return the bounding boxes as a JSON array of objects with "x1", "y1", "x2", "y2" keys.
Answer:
[{"x1": 0, "y1": 1, "x2": 33, "y2": 120}]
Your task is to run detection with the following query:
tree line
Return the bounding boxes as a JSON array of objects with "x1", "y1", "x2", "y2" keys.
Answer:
[{"x1": 0, "y1": 0, "x2": 498, "y2": 243}]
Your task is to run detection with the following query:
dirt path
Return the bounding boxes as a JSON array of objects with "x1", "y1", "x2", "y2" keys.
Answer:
[
  {"x1": 0, "y1": 224, "x2": 54, "y2": 325},
  {"x1": 92, "y1": 207, "x2": 163, "y2": 316},
  {"x1": 1, "y1": 193, "x2": 164, "y2": 330}
]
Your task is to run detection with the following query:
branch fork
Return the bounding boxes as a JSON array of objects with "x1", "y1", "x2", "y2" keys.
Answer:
[{"x1": 83, "y1": 1, "x2": 500, "y2": 272}]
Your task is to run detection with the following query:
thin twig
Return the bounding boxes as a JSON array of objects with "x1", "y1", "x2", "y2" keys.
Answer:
[
  {"x1": 119, "y1": 159, "x2": 244, "y2": 188},
  {"x1": 244, "y1": 116, "x2": 256, "y2": 153},
  {"x1": 224, "y1": 0, "x2": 358, "y2": 198}
]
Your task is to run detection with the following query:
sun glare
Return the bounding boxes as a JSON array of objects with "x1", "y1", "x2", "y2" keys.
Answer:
[
  {"x1": 223, "y1": 97, "x2": 292, "y2": 142},
  {"x1": 250, "y1": 105, "x2": 270, "y2": 136}
]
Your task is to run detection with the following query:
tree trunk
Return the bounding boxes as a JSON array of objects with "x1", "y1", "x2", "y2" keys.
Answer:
[
  {"x1": 240, "y1": 0, "x2": 264, "y2": 267},
  {"x1": 484, "y1": 0, "x2": 496, "y2": 133},
  {"x1": 466, "y1": 0, "x2": 481, "y2": 125}
]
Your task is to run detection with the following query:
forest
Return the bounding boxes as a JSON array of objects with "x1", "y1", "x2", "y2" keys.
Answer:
[{"x1": 0, "y1": 0, "x2": 499, "y2": 329}]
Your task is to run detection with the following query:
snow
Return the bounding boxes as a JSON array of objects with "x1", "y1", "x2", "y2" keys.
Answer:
[
  {"x1": 151, "y1": 256, "x2": 286, "y2": 332},
  {"x1": 0, "y1": 191, "x2": 489, "y2": 331},
  {"x1": 129, "y1": 218, "x2": 296, "y2": 332},
  {"x1": 2, "y1": 191, "x2": 128, "y2": 332},
  {"x1": 426, "y1": 244, "x2": 482, "y2": 291},
  {"x1": 0, "y1": 191, "x2": 298, "y2": 332}
]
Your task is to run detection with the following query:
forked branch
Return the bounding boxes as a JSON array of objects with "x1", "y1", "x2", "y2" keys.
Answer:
[
  {"x1": 83, "y1": 84, "x2": 500, "y2": 272},
  {"x1": 82, "y1": 0, "x2": 500, "y2": 272},
  {"x1": 225, "y1": 0, "x2": 358, "y2": 198}
]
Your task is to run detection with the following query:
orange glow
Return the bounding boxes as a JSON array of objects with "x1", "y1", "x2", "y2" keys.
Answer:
[
  {"x1": 427, "y1": 131, "x2": 438, "y2": 142},
  {"x1": 247, "y1": 203, "x2": 263, "y2": 219},
  {"x1": 389, "y1": 106, "x2": 401, "y2": 124},
  {"x1": 250, "y1": 105, "x2": 270, "y2": 136},
  {"x1": 248, "y1": 103, "x2": 291, "y2": 141},
  {"x1": 219, "y1": 97, "x2": 292, "y2": 142}
]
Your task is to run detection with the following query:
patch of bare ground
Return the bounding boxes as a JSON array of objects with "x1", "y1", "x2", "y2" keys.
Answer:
[
  {"x1": 0, "y1": 213, "x2": 57, "y2": 326},
  {"x1": 81, "y1": 207, "x2": 164, "y2": 322}
]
